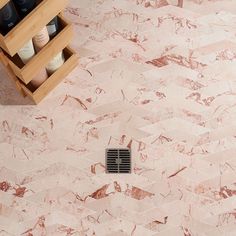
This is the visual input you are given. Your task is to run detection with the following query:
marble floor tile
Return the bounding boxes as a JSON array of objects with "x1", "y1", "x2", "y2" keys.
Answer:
[{"x1": 1, "y1": 0, "x2": 236, "y2": 235}]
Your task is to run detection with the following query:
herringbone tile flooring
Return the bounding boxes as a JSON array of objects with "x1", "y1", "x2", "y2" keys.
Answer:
[{"x1": 1, "y1": 0, "x2": 236, "y2": 235}]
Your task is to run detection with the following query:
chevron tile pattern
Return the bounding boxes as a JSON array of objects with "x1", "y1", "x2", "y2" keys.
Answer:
[{"x1": 1, "y1": 0, "x2": 236, "y2": 235}]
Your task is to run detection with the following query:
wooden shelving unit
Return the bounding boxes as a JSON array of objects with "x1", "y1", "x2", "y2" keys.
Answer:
[{"x1": 0, "y1": 0, "x2": 78, "y2": 104}]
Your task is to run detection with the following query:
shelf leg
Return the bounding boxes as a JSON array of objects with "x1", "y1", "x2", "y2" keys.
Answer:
[{"x1": 0, "y1": 50, "x2": 27, "y2": 98}]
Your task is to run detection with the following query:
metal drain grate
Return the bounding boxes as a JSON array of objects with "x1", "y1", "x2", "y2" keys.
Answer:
[{"x1": 106, "y1": 148, "x2": 131, "y2": 173}]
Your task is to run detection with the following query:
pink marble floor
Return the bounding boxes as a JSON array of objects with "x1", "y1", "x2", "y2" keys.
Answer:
[{"x1": 1, "y1": 0, "x2": 236, "y2": 235}]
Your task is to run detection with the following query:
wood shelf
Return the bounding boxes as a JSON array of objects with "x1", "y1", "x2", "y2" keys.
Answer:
[{"x1": 0, "y1": 0, "x2": 78, "y2": 104}]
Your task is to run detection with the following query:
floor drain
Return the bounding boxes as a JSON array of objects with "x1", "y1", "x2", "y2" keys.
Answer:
[{"x1": 106, "y1": 148, "x2": 131, "y2": 173}]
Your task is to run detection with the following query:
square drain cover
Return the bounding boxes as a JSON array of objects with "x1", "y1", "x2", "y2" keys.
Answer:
[{"x1": 106, "y1": 148, "x2": 131, "y2": 173}]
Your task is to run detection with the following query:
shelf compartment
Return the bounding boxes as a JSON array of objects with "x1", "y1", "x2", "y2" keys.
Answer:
[
  {"x1": 4, "y1": 14, "x2": 73, "y2": 84},
  {"x1": 0, "y1": 0, "x2": 68, "y2": 56},
  {"x1": 18, "y1": 46, "x2": 78, "y2": 104}
]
